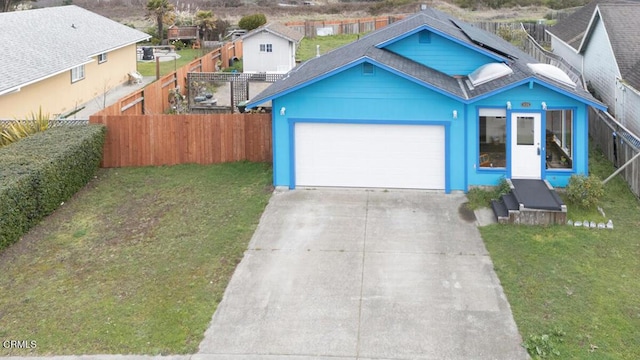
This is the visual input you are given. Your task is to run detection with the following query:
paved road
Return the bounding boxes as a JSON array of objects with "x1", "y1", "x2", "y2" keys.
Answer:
[{"x1": 196, "y1": 189, "x2": 528, "y2": 360}]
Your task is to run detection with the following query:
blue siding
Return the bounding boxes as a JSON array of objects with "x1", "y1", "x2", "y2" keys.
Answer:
[
  {"x1": 271, "y1": 64, "x2": 591, "y2": 192},
  {"x1": 272, "y1": 64, "x2": 466, "y2": 191},
  {"x1": 466, "y1": 82, "x2": 590, "y2": 188},
  {"x1": 383, "y1": 30, "x2": 494, "y2": 76}
]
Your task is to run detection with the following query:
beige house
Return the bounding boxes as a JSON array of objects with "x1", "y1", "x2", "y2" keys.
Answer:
[{"x1": 0, "y1": 5, "x2": 149, "y2": 119}]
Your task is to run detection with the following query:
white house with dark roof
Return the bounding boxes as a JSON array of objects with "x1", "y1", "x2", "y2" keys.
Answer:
[
  {"x1": 241, "y1": 23, "x2": 304, "y2": 74},
  {"x1": 246, "y1": 7, "x2": 605, "y2": 194},
  {"x1": 0, "y1": 5, "x2": 149, "y2": 119},
  {"x1": 547, "y1": 0, "x2": 640, "y2": 136}
]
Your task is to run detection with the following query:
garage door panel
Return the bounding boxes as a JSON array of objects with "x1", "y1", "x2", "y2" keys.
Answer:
[{"x1": 295, "y1": 123, "x2": 445, "y2": 189}]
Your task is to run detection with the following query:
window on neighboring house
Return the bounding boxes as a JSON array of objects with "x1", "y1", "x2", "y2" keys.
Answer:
[
  {"x1": 478, "y1": 109, "x2": 507, "y2": 169},
  {"x1": 98, "y1": 53, "x2": 107, "y2": 63},
  {"x1": 259, "y1": 43, "x2": 273, "y2": 52},
  {"x1": 71, "y1": 65, "x2": 85, "y2": 83},
  {"x1": 545, "y1": 109, "x2": 573, "y2": 169}
]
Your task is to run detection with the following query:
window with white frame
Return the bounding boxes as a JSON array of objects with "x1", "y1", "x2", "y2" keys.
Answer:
[
  {"x1": 478, "y1": 108, "x2": 507, "y2": 169},
  {"x1": 545, "y1": 109, "x2": 573, "y2": 169},
  {"x1": 98, "y1": 53, "x2": 107, "y2": 63},
  {"x1": 259, "y1": 43, "x2": 273, "y2": 53},
  {"x1": 71, "y1": 65, "x2": 85, "y2": 83}
]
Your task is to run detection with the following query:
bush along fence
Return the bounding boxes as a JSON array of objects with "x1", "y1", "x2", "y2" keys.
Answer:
[
  {"x1": 89, "y1": 113, "x2": 272, "y2": 167},
  {"x1": 94, "y1": 41, "x2": 242, "y2": 117},
  {"x1": 0, "y1": 125, "x2": 106, "y2": 252}
]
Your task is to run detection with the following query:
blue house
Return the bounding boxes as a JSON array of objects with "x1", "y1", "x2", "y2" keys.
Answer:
[{"x1": 246, "y1": 8, "x2": 605, "y2": 193}]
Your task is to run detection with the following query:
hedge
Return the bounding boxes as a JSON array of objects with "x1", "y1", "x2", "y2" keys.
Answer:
[{"x1": 0, "y1": 125, "x2": 106, "y2": 252}]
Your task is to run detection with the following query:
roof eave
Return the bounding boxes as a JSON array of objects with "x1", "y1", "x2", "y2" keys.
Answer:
[{"x1": 2, "y1": 58, "x2": 95, "y2": 95}]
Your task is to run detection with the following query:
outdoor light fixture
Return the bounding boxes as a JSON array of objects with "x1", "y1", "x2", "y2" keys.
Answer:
[
  {"x1": 541, "y1": 101, "x2": 547, "y2": 110},
  {"x1": 280, "y1": 107, "x2": 286, "y2": 116},
  {"x1": 452, "y1": 110, "x2": 458, "y2": 119},
  {"x1": 506, "y1": 101, "x2": 512, "y2": 109}
]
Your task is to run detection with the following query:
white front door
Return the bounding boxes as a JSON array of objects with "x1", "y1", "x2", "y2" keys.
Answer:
[{"x1": 511, "y1": 113, "x2": 541, "y2": 179}]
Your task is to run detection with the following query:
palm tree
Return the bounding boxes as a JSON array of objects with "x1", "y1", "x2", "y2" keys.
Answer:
[
  {"x1": 147, "y1": 0, "x2": 174, "y2": 44},
  {"x1": 195, "y1": 10, "x2": 216, "y2": 43}
]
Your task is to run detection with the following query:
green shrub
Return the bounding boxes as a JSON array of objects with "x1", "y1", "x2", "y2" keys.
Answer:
[
  {"x1": 565, "y1": 174, "x2": 604, "y2": 209},
  {"x1": 238, "y1": 13, "x2": 266, "y2": 31},
  {"x1": 0, "y1": 125, "x2": 106, "y2": 252}
]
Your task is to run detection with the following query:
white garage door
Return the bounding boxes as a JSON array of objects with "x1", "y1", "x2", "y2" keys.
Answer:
[{"x1": 294, "y1": 123, "x2": 445, "y2": 189}]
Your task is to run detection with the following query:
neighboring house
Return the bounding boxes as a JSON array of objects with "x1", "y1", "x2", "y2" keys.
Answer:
[
  {"x1": 241, "y1": 23, "x2": 304, "y2": 74},
  {"x1": 0, "y1": 5, "x2": 149, "y2": 119},
  {"x1": 246, "y1": 8, "x2": 605, "y2": 192},
  {"x1": 547, "y1": 0, "x2": 640, "y2": 135}
]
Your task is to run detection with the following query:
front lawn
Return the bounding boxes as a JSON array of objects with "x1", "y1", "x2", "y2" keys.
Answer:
[
  {"x1": 0, "y1": 162, "x2": 272, "y2": 356},
  {"x1": 481, "y1": 148, "x2": 640, "y2": 359}
]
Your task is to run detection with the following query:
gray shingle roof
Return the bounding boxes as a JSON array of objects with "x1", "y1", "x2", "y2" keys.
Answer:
[
  {"x1": 243, "y1": 22, "x2": 304, "y2": 43},
  {"x1": 593, "y1": 3, "x2": 640, "y2": 89},
  {"x1": 0, "y1": 5, "x2": 149, "y2": 94},
  {"x1": 548, "y1": 0, "x2": 640, "y2": 49},
  {"x1": 247, "y1": 8, "x2": 602, "y2": 109}
]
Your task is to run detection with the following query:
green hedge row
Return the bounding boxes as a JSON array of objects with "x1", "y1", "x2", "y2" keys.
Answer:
[{"x1": 0, "y1": 125, "x2": 106, "y2": 252}]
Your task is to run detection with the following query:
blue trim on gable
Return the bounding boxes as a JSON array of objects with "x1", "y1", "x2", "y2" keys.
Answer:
[
  {"x1": 469, "y1": 77, "x2": 607, "y2": 111},
  {"x1": 375, "y1": 25, "x2": 507, "y2": 63},
  {"x1": 287, "y1": 118, "x2": 452, "y2": 193},
  {"x1": 246, "y1": 57, "x2": 468, "y2": 108}
]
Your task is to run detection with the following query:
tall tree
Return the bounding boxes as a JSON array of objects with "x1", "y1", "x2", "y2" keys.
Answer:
[
  {"x1": 146, "y1": 0, "x2": 174, "y2": 44},
  {"x1": 195, "y1": 10, "x2": 216, "y2": 42}
]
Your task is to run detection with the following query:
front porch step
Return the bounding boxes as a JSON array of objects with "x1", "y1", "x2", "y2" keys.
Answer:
[{"x1": 490, "y1": 179, "x2": 567, "y2": 225}]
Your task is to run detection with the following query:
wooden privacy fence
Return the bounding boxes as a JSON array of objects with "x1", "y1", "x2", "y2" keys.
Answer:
[
  {"x1": 286, "y1": 15, "x2": 405, "y2": 37},
  {"x1": 89, "y1": 113, "x2": 272, "y2": 167},
  {"x1": 589, "y1": 107, "x2": 640, "y2": 198},
  {"x1": 93, "y1": 41, "x2": 243, "y2": 117}
]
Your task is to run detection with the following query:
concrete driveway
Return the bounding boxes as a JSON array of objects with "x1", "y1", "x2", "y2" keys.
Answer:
[{"x1": 196, "y1": 189, "x2": 528, "y2": 360}]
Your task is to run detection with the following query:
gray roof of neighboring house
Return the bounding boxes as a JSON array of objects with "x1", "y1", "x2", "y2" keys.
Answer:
[
  {"x1": 0, "y1": 5, "x2": 149, "y2": 95},
  {"x1": 582, "y1": 3, "x2": 640, "y2": 90},
  {"x1": 242, "y1": 22, "x2": 304, "y2": 43},
  {"x1": 247, "y1": 8, "x2": 601, "y2": 109},
  {"x1": 548, "y1": 0, "x2": 640, "y2": 49}
]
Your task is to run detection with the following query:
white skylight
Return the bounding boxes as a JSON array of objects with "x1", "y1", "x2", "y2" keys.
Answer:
[
  {"x1": 527, "y1": 63, "x2": 576, "y2": 88},
  {"x1": 468, "y1": 62, "x2": 513, "y2": 87}
]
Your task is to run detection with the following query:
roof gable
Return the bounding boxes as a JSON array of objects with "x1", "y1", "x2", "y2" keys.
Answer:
[
  {"x1": 246, "y1": 8, "x2": 604, "y2": 110},
  {"x1": 578, "y1": 2, "x2": 640, "y2": 89},
  {"x1": 0, "y1": 5, "x2": 149, "y2": 95},
  {"x1": 242, "y1": 23, "x2": 304, "y2": 43}
]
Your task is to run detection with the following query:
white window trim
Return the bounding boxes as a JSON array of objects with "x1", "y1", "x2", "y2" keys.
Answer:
[
  {"x1": 260, "y1": 43, "x2": 273, "y2": 53},
  {"x1": 71, "y1": 65, "x2": 85, "y2": 83},
  {"x1": 98, "y1": 53, "x2": 107, "y2": 64}
]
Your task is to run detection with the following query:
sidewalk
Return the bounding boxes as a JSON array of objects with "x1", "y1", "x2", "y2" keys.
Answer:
[{"x1": 67, "y1": 76, "x2": 156, "y2": 120}]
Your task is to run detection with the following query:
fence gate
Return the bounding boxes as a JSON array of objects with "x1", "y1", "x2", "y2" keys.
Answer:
[{"x1": 187, "y1": 72, "x2": 284, "y2": 113}]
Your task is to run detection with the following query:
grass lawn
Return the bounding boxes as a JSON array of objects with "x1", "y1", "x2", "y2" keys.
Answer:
[
  {"x1": 137, "y1": 48, "x2": 206, "y2": 77},
  {"x1": 297, "y1": 34, "x2": 361, "y2": 62},
  {"x1": 0, "y1": 162, "x2": 272, "y2": 356},
  {"x1": 480, "y1": 148, "x2": 640, "y2": 359}
]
